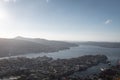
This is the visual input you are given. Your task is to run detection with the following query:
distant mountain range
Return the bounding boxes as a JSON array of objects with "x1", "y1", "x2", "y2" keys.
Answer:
[
  {"x1": 78, "y1": 41, "x2": 120, "y2": 48},
  {"x1": 0, "y1": 36, "x2": 78, "y2": 57}
]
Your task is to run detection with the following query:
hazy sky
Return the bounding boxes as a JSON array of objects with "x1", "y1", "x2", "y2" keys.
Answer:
[{"x1": 0, "y1": 0, "x2": 120, "y2": 42}]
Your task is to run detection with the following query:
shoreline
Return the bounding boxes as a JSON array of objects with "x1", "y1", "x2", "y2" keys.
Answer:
[{"x1": 0, "y1": 45, "x2": 79, "y2": 60}]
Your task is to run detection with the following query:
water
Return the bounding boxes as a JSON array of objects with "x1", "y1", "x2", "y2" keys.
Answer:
[
  {"x1": 17, "y1": 45, "x2": 120, "y2": 61},
  {"x1": 20, "y1": 45, "x2": 120, "y2": 77},
  {"x1": 1, "y1": 45, "x2": 120, "y2": 76}
]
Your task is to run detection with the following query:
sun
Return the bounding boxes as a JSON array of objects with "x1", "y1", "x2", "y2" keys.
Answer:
[
  {"x1": 0, "y1": 9, "x2": 9, "y2": 20},
  {"x1": 0, "y1": 5, "x2": 12, "y2": 38}
]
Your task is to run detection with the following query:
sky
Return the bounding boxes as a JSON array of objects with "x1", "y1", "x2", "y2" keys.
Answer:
[{"x1": 0, "y1": 0, "x2": 120, "y2": 42}]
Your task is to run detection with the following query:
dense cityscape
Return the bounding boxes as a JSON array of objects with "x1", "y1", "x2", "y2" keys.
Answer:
[{"x1": 0, "y1": 55, "x2": 107, "y2": 80}]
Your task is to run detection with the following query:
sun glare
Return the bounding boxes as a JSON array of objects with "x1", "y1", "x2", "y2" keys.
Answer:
[
  {"x1": 0, "y1": 9, "x2": 8, "y2": 20},
  {"x1": 0, "y1": 4, "x2": 12, "y2": 38}
]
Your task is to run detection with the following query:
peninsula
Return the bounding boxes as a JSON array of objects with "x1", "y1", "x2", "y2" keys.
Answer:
[{"x1": 0, "y1": 36, "x2": 78, "y2": 57}]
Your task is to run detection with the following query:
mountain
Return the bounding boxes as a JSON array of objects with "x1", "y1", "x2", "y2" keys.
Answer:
[
  {"x1": 0, "y1": 36, "x2": 78, "y2": 57},
  {"x1": 15, "y1": 36, "x2": 77, "y2": 48},
  {"x1": 77, "y1": 41, "x2": 120, "y2": 48}
]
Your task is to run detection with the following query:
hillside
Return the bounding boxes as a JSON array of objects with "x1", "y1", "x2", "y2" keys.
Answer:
[{"x1": 0, "y1": 37, "x2": 78, "y2": 57}]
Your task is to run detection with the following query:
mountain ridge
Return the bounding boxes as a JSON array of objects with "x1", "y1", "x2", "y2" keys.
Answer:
[{"x1": 0, "y1": 36, "x2": 78, "y2": 57}]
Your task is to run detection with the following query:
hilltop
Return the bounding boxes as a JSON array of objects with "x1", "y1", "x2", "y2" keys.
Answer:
[{"x1": 0, "y1": 36, "x2": 78, "y2": 57}]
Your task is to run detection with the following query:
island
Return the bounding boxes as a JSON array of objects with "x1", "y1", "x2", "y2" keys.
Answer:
[{"x1": 0, "y1": 55, "x2": 107, "y2": 80}]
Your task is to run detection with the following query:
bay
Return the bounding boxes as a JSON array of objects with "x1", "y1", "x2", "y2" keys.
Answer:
[{"x1": 1, "y1": 45, "x2": 120, "y2": 77}]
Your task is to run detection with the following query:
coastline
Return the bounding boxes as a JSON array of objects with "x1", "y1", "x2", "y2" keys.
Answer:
[{"x1": 0, "y1": 45, "x2": 78, "y2": 60}]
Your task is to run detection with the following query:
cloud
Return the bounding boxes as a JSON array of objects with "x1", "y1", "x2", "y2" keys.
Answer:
[{"x1": 105, "y1": 19, "x2": 112, "y2": 24}]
